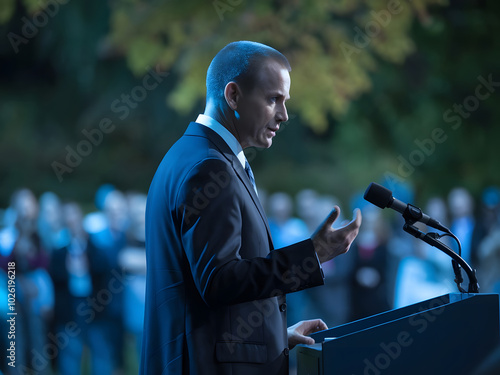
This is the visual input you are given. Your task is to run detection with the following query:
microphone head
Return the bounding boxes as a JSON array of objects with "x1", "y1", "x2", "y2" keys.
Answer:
[{"x1": 364, "y1": 182, "x2": 393, "y2": 209}]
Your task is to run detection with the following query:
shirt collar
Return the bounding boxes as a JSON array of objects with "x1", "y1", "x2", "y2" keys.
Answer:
[{"x1": 196, "y1": 114, "x2": 246, "y2": 168}]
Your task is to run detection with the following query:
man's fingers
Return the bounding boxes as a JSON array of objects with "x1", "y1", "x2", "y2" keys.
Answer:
[
  {"x1": 303, "y1": 337, "x2": 315, "y2": 345},
  {"x1": 302, "y1": 319, "x2": 328, "y2": 335},
  {"x1": 317, "y1": 319, "x2": 328, "y2": 331},
  {"x1": 323, "y1": 205, "x2": 341, "y2": 228},
  {"x1": 354, "y1": 208, "x2": 362, "y2": 225},
  {"x1": 353, "y1": 209, "x2": 362, "y2": 234},
  {"x1": 342, "y1": 208, "x2": 362, "y2": 230},
  {"x1": 308, "y1": 318, "x2": 327, "y2": 332}
]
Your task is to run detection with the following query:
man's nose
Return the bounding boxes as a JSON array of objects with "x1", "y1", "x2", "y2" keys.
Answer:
[{"x1": 277, "y1": 103, "x2": 288, "y2": 123}]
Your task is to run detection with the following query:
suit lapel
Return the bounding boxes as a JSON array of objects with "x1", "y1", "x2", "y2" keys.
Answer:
[
  {"x1": 185, "y1": 123, "x2": 274, "y2": 250},
  {"x1": 230, "y1": 157, "x2": 274, "y2": 247}
]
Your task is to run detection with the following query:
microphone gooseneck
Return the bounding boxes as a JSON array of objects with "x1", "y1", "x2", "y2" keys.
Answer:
[{"x1": 363, "y1": 182, "x2": 479, "y2": 294}]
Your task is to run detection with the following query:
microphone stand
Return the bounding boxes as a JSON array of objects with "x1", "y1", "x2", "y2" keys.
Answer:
[{"x1": 401, "y1": 207, "x2": 479, "y2": 294}]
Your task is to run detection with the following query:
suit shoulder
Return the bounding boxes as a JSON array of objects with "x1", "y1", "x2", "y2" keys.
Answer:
[
  {"x1": 179, "y1": 157, "x2": 234, "y2": 195},
  {"x1": 151, "y1": 136, "x2": 235, "y2": 199},
  {"x1": 164, "y1": 132, "x2": 227, "y2": 165}
]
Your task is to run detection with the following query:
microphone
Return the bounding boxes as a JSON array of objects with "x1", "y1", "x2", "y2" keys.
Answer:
[{"x1": 363, "y1": 182, "x2": 450, "y2": 233}]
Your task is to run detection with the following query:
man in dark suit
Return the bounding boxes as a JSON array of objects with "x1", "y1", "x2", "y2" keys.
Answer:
[{"x1": 140, "y1": 41, "x2": 362, "y2": 375}]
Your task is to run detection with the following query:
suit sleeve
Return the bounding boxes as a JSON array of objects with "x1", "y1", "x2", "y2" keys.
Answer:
[{"x1": 177, "y1": 158, "x2": 324, "y2": 307}]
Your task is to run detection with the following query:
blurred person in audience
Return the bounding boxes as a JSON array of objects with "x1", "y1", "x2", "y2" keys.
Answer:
[
  {"x1": 448, "y1": 187, "x2": 480, "y2": 268},
  {"x1": 349, "y1": 205, "x2": 391, "y2": 320},
  {"x1": 119, "y1": 192, "x2": 147, "y2": 359},
  {"x1": 267, "y1": 191, "x2": 310, "y2": 321},
  {"x1": 0, "y1": 203, "x2": 17, "y2": 252},
  {"x1": 38, "y1": 191, "x2": 71, "y2": 254},
  {"x1": 475, "y1": 187, "x2": 500, "y2": 241},
  {"x1": 50, "y1": 201, "x2": 95, "y2": 375},
  {"x1": 315, "y1": 195, "x2": 344, "y2": 230},
  {"x1": 477, "y1": 187, "x2": 500, "y2": 293},
  {"x1": 423, "y1": 196, "x2": 454, "y2": 278},
  {"x1": 0, "y1": 188, "x2": 53, "y2": 374},
  {"x1": 296, "y1": 191, "x2": 345, "y2": 232},
  {"x1": 478, "y1": 226, "x2": 500, "y2": 294},
  {"x1": 87, "y1": 189, "x2": 129, "y2": 374},
  {"x1": 296, "y1": 189, "x2": 321, "y2": 233},
  {"x1": 83, "y1": 183, "x2": 116, "y2": 235},
  {"x1": 268, "y1": 192, "x2": 310, "y2": 249},
  {"x1": 426, "y1": 196, "x2": 450, "y2": 227}
]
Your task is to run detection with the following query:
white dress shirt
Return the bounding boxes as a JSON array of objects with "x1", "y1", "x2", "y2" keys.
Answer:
[{"x1": 195, "y1": 114, "x2": 246, "y2": 169}]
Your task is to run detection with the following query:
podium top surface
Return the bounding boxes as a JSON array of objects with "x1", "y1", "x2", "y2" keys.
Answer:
[{"x1": 310, "y1": 293, "x2": 498, "y2": 343}]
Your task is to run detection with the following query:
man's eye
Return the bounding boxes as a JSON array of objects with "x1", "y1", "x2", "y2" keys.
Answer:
[{"x1": 269, "y1": 97, "x2": 278, "y2": 103}]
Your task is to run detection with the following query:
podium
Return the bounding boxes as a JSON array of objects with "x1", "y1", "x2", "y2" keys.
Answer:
[{"x1": 297, "y1": 293, "x2": 499, "y2": 375}]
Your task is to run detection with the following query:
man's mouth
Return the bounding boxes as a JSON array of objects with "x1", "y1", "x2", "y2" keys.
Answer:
[{"x1": 268, "y1": 125, "x2": 280, "y2": 134}]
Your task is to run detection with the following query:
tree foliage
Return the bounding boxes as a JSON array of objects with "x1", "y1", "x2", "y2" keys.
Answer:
[{"x1": 107, "y1": 0, "x2": 447, "y2": 132}]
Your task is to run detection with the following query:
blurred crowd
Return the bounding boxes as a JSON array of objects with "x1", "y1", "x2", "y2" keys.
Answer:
[
  {"x1": 1, "y1": 182, "x2": 500, "y2": 374},
  {"x1": 0, "y1": 185, "x2": 146, "y2": 375}
]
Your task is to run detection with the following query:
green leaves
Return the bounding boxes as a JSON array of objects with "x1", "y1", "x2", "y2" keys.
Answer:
[
  {"x1": 4, "y1": 0, "x2": 497, "y2": 205},
  {"x1": 0, "y1": 0, "x2": 16, "y2": 25},
  {"x1": 104, "y1": 0, "x2": 445, "y2": 132}
]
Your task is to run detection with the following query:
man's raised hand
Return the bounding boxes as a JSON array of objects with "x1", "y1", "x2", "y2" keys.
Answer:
[{"x1": 311, "y1": 205, "x2": 362, "y2": 264}]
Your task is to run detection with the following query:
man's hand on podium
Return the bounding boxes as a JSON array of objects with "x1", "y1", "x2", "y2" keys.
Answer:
[{"x1": 287, "y1": 319, "x2": 328, "y2": 350}]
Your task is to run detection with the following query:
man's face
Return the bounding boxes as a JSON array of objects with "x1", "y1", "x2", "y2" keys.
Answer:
[{"x1": 234, "y1": 60, "x2": 290, "y2": 149}]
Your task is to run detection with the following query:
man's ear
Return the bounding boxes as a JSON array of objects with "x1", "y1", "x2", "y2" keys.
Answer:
[{"x1": 224, "y1": 82, "x2": 241, "y2": 111}]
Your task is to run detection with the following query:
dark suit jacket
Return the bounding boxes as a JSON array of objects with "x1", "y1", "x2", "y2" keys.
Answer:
[{"x1": 140, "y1": 122, "x2": 324, "y2": 375}]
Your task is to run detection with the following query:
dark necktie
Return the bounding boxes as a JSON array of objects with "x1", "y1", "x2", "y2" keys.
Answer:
[{"x1": 244, "y1": 160, "x2": 258, "y2": 195}]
